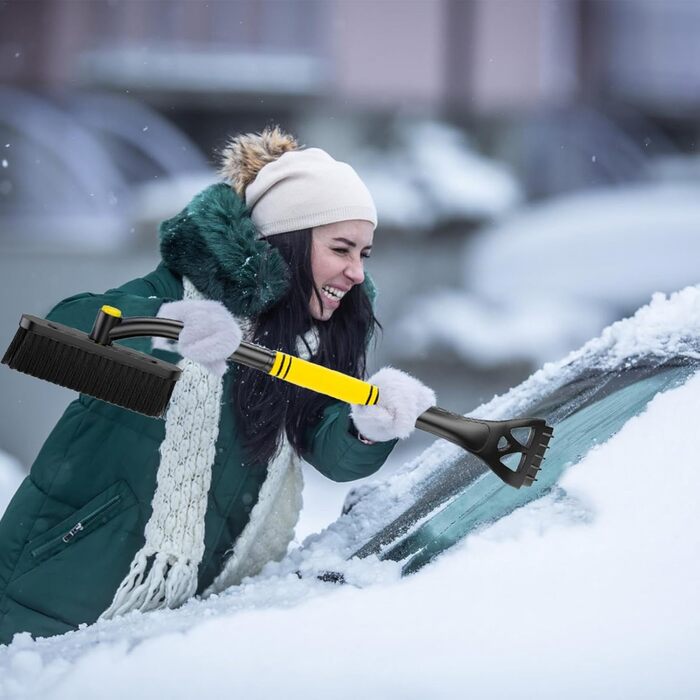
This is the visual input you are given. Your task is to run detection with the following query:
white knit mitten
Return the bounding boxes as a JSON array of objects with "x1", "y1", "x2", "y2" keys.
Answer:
[
  {"x1": 154, "y1": 300, "x2": 242, "y2": 377},
  {"x1": 350, "y1": 367, "x2": 436, "y2": 442}
]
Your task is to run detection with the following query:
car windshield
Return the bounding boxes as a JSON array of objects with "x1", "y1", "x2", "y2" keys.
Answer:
[{"x1": 352, "y1": 356, "x2": 698, "y2": 575}]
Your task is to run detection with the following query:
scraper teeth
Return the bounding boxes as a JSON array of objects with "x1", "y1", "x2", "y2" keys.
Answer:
[
  {"x1": 486, "y1": 420, "x2": 553, "y2": 488},
  {"x1": 523, "y1": 474, "x2": 536, "y2": 486}
]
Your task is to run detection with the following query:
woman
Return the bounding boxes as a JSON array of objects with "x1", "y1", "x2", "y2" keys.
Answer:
[{"x1": 0, "y1": 127, "x2": 435, "y2": 643}]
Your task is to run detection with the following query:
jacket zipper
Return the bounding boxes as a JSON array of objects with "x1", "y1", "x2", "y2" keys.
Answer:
[{"x1": 31, "y1": 494, "x2": 122, "y2": 558}]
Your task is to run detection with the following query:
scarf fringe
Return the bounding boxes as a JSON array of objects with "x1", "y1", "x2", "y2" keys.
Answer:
[{"x1": 101, "y1": 549, "x2": 198, "y2": 619}]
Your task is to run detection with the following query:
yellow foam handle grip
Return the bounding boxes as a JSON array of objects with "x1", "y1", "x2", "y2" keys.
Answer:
[{"x1": 269, "y1": 352, "x2": 379, "y2": 406}]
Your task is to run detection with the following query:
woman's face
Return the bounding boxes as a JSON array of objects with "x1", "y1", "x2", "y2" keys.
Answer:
[{"x1": 309, "y1": 219, "x2": 374, "y2": 321}]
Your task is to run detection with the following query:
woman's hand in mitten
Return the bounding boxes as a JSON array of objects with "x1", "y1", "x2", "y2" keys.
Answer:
[
  {"x1": 350, "y1": 367, "x2": 436, "y2": 442},
  {"x1": 153, "y1": 300, "x2": 242, "y2": 377}
]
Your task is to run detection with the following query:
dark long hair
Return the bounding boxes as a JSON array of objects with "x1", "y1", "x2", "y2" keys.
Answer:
[{"x1": 232, "y1": 229, "x2": 380, "y2": 467}]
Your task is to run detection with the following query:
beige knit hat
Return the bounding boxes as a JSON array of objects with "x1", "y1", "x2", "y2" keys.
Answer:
[
  {"x1": 246, "y1": 148, "x2": 377, "y2": 237},
  {"x1": 218, "y1": 127, "x2": 377, "y2": 238}
]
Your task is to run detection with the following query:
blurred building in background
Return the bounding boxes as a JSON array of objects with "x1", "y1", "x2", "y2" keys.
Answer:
[
  {"x1": 2, "y1": 0, "x2": 699, "y2": 246},
  {"x1": 1, "y1": 0, "x2": 699, "y2": 467}
]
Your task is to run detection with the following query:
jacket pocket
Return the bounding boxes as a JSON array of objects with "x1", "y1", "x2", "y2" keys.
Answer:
[
  {"x1": 30, "y1": 494, "x2": 123, "y2": 563},
  {"x1": 21, "y1": 480, "x2": 136, "y2": 570},
  {"x1": 5, "y1": 480, "x2": 141, "y2": 629}
]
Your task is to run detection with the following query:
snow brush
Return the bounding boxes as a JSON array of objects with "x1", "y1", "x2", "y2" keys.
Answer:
[{"x1": 2, "y1": 308, "x2": 553, "y2": 489}]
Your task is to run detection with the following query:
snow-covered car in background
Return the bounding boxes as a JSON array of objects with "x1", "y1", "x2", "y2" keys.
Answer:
[
  {"x1": 392, "y1": 182, "x2": 700, "y2": 368},
  {"x1": 355, "y1": 120, "x2": 522, "y2": 230}
]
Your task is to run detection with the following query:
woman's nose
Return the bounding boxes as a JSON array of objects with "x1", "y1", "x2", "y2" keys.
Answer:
[{"x1": 345, "y1": 258, "x2": 365, "y2": 285}]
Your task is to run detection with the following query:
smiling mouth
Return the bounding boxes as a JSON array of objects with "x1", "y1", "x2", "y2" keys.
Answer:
[{"x1": 321, "y1": 285, "x2": 347, "y2": 303}]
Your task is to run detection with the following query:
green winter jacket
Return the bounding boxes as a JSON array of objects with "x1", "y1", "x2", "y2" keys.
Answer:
[{"x1": 0, "y1": 186, "x2": 396, "y2": 645}]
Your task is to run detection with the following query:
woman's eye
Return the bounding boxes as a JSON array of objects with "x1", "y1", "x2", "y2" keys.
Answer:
[{"x1": 332, "y1": 247, "x2": 370, "y2": 260}]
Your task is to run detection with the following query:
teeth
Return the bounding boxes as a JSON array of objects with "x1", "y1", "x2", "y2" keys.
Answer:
[{"x1": 322, "y1": 286, "x2": 346, "y2": 301}]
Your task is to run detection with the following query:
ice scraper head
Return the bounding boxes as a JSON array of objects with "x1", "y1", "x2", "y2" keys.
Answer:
[
  {"x1": 416, "y1": 408, "x2": 554, "y2": 489},
  {"x1": 485, "y1": 418, "x2": 554, "y2": 488}
]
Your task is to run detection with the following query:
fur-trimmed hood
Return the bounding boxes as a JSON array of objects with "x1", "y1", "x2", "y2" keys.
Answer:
[
  {"x1": 159, "y1": 183, "x2": 290, "y2": 318},
  {"x1": 159, "y1": 182, "x2": 376, "y2": 318}
]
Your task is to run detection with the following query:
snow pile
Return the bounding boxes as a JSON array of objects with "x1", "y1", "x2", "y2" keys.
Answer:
[
  {"x1": 1, "y1": 287, "x2": 700, "y2": 698},
  {"x1": 394, "y1": 183, "x2": 700, "y2": 367},
  {"x1": 0, "y1": 448, "x2": 24, "y2": 517}
]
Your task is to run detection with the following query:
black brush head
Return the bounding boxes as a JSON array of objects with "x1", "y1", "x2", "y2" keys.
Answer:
[{"x1": 2, "y1": 315, "x2": 181, "y2": 418}]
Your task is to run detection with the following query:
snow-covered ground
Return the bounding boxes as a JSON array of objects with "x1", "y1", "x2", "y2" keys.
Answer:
[
  {"x1": 1, "y1": 286, "x2": 699, "y2": 699},
  {"x1": 393, "y1": 183, "x2": 700, "y2": 368}
]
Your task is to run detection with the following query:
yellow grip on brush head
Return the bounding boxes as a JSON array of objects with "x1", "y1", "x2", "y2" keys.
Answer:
[{"x1": 269, "y1": 352, "x2": 379, "y2": 406}]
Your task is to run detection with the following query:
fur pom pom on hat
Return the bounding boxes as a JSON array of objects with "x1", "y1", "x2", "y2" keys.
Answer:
[
  {"x1": 218, "y1": 126, "x2": 300, "y2": 198},
  {"x1": 218, "y1": 126, "x2": 377, "y2": 238}
]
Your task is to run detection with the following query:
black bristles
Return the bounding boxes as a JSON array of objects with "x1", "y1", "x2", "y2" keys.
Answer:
[{"x1": 2, "y1": 317, "x2": 180, "y2": 417}]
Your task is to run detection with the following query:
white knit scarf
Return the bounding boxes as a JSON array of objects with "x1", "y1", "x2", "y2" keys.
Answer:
[{"x1": 101, "y1": 278, "x2": 314, "y2": 619}]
